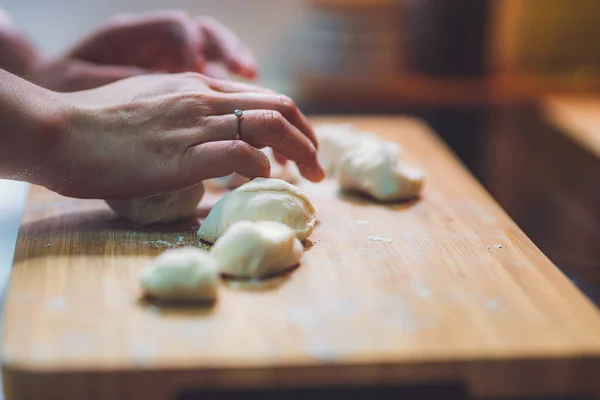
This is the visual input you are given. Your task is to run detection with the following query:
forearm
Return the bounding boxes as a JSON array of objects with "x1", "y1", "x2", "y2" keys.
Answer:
[
  {"x1": 0, "y1": 10, "x2": 41, "y2": 78},
  {"x1": 0, "y1": 68, "x2": 68, "y2": 187}
]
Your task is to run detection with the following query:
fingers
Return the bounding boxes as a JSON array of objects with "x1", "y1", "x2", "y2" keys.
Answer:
[
  {"x1": 209, "y1": 92, "x2": 318, "y2": 149},
  {"x1": 196, "y1": 16, "x2": 258, "y2": 80},
  {"x1": 49, "y1": 60, "x2": 150, "y2": 92},
  {"x1": 273, "y1": 150, "x2": 288, "y2": 165},
  {"x1": 100, "y1": 10, "x2": 202, "y2": 72},
  {"x1": 201, "y1": 62, "x2": 230, "y2": 80},
  {"x1": 183, "y1": 141, "x2": 270, "y2": 184},
  {"x1": 200, "y1": 111, "x2": 324, "y2": 182},
  {"x1": 80, "y1": 62, "x2": 150, "y2": 85}
]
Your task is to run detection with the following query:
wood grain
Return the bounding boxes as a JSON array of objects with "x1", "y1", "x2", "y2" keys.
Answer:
[{"x1": 2, "y1": 117, "x2": 600, "y2": 400}]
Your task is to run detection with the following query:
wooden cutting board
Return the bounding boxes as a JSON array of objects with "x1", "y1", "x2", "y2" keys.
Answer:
[{"x1": 2, "y1": 117, "x2": 600, "y2": 400}]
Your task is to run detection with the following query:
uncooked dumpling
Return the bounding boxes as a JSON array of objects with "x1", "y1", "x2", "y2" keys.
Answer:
[
  {"x1": 315, "y1": 123, "x2": 400, "y2": 176},
  {"x1": 106, "y1": 183, "x2": 204, "y2": 225},
  {"x1": 140, "y1": 247, "x2": 218, "y2": 301},
  {"x1": 211, "y1": 221, "x2": 303, "y2": 278},
  {"x1": 337, "y1": 144, "x2": 424, "y2": 201},
  {"x1": 198, "y1": 178, "x2": 316, "y2": 243}
]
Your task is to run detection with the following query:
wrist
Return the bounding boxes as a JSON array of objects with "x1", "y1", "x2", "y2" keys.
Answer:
[{"x1": 0, "y1": 70, "x2": 73, "y2": 191}]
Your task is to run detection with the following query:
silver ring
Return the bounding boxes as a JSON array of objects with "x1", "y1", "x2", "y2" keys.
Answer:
[{"x1": 234, "y1": 109, "x2": 243, "y2": 140}]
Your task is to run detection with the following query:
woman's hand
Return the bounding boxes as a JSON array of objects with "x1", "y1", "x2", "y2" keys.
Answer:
[
  {"x1": 48, "y1": 73, "x2": 323, "y2": 199},
  {"x1": 35, "y1": 10, "x2": 257, "y2": 91}
]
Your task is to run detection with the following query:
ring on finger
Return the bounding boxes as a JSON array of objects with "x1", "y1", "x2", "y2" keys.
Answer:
[{"x1": 234, "y1": 109, "x2": 244, "y2": 140}]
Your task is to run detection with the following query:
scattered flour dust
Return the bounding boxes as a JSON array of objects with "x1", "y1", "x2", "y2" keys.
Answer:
[{"x1": 367, "y1": 236, "x2": 393, "y2": 243}]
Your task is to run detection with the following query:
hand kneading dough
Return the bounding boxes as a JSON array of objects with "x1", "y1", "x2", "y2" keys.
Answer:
[
  {"x1": 337, "y1": 144, "x2": 424, "y2": 201},
  {"x1": 211, "y1": 221, "x2": 303, "y2": 278},
  {"x1": 106, "y1": 183, "x2": 205, "y2": 225},
  {"x1": 315, "y1": 123, "x2": 400, "y2": 176},
  {"x1": 140, "y1": 247, "x2": 218, "y2": 301},
  {"x1": 198, "y1": 178, "x2": 316, "y2": 243}
]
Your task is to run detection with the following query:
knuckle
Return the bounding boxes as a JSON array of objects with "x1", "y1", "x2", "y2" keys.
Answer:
[
  {"x1": 307, "y1": 144, "x2": 318, "y2": 160},
  {"x1": 263, "y1": 110, "x2": 285, "y2": 129},
  {"x1": 180, "y1": 92, "x2": 215, "y2": 113},
  {"x1": 228, "y1": 141, "x2": 251, "y2": 160},
  {"x1": 277, "y1": 95, "x2": 296, "y2": 112}
]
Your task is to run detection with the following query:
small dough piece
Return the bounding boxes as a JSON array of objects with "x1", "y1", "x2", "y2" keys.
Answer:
[
  {"x1": 106, "y1": 184, "x2": 204, "y2": 225},
  {"x1": 140, "y1": 247, "x2": 218, "y2": 301},
  {"x1": 211, "y1": 221, "x2": 303, "y2": 278},
  {"x1": 337, "y1": 144, "x2": 424, "y2": 201},
  {"x1": 198, "y1": 178, "x2": 316, "y2": 243},
  {"x1": 315, "y1": 123, "x2": 400, "y2": 176}
]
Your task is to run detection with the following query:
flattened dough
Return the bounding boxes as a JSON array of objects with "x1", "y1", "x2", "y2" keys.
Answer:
[
  {"x1": 140, "y1": 247, "x2": 218, "y2": 301},
  {"x1": 106, "y1": 184, "x2": 204, "y2": 225},
  {"x1": 337, "y1": 144, "x2": 424, "y2": 201},
  {"x1": 198, "y1": 178, "x2": 316, "y2": 243},
  {"x1": 211, "y1": 221, "x2": 303, "y2": 278}
]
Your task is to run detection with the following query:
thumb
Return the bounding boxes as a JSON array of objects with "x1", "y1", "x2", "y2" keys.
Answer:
[{"x1": 181, "y1": 141, "x2": 270, "y2": 187}]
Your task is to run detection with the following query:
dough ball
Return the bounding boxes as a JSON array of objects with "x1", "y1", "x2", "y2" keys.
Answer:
[
  {"x1": 198, "y1": 178, "x2": 316, "y2": 243},
  {"x1": 211, "y1": 221, "x2": 303, "y2": 279},
  {"x1": 106, "y1": 184, "x2": 205, "y2": 225},
  {"x1": 337, "y1": 144, "x2": 424, "y2": 201},
  {"x1": 261, "y1": 147, "x2": 301, "y2": 184},
  {"x1": 315, "y1": 123, "x2": 400, "y2": 176},
  {"x1": 140, "y1": 247, "x2": 218, "y2": 301}
]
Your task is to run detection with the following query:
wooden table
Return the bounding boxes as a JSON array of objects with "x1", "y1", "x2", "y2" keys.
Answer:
[{"x1": 2, "y1": 117, "x2": 600, "y2": 400}]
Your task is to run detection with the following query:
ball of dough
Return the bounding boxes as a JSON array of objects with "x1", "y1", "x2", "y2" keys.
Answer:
[
  {"x1": 337, "y1": 144, "x2": 424, "y2": 201},
  {"x1": 140, "y1": 247, "x2": 218, "y2": 301},
  {"x1": 211, "y1": 221, "x2": 303, "y2": 279},
  {"x1": 315, "y1": 123, "x2": 400, "y2": 177},
  {"x1": 106, "y1": 184, "x2": 205, "y2": 225},
  {"x1": 198, "y1": 178, "x2": 316, "y2": 243}
]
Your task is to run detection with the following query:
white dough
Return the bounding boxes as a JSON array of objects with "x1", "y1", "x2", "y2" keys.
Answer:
[
  {"x1": 106, "y1": 184, "x2": 204, "y2": 225},
  {"x1": 315, "y1": 123, "x2": 400, "y2": 176},
  {"x1": 337, "y1": 144, "x2": 424, "y2": 201},
  {"x1": 198, "y1": 178, "x2": 316, "y2": 243},
  {"x1": 211, "y1": 221, "x2": 303, "y2": 278},
  {"x1": 140, "y1": 247, "x2": 218, "y2": 301}
]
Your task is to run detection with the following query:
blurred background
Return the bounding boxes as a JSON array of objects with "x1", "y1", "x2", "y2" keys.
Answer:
[{"x1": 3, "y1": 0, "x2": 599, "y2": 301}]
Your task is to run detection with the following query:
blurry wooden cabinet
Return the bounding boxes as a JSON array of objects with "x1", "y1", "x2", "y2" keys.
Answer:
[
  {"x1": 484, "y1": 97, "x2": 600, "y2": 288},
  {"x1": 296, "y1": 0, "x2": 600, "y2": 110}
]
